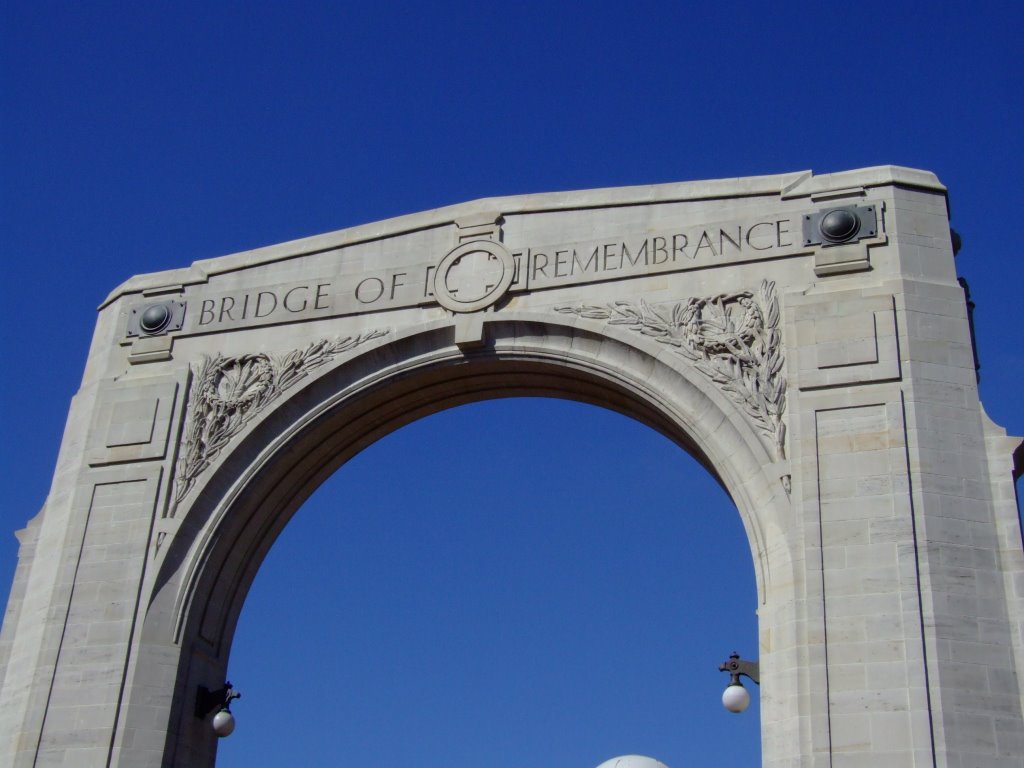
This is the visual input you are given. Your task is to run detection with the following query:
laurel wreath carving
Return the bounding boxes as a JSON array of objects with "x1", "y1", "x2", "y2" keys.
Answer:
[
  {"x1": 557, "y1": 280, "x2": 786, "y2": 458},
  {"x1": 170, "y1": 330, "x2": 389, "y2": 515}
]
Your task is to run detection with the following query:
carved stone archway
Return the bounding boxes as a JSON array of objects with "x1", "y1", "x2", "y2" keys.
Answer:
[{"x1": 1, "y1": 167, "x2": 1021, "y2": 767}]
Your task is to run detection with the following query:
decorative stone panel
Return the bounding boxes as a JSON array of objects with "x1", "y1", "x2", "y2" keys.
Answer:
[
  {"x1": 88, "y1": 378, "x2": 179, "y2": 466},
  {"x1": 793, "y1": 292, "x2": 900, "y2": 390}
]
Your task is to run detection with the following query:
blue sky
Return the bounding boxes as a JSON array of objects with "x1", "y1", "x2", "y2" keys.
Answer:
[{"x1": 1, "y1": 2, "x2": 1021, "y2": 766}]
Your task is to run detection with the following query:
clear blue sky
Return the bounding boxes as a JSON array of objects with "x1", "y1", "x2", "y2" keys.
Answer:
[{"x1": 1, "y1": 3, "x2": 1021, "y2": 766}]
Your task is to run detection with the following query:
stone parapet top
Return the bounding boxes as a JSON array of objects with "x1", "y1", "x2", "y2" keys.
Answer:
[{"x1": 100, "y1": 165, "x2": 944, "y2": 308}]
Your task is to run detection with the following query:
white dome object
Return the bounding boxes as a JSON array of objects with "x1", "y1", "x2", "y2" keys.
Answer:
[
  {"x1": 595, "y1": 756, "x2": 670, "y2": 768},
  {"x1": 211, "y1": 709, "x2": 236, "y2": 737},
  {"x1": 722, "y1": 682, "x2": 751, "y2": 713}
]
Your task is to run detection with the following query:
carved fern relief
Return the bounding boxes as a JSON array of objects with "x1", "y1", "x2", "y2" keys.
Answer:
[
  {"x1": 557, "y1": 280, "x2": 787, "y2": 458},
  {"x1": 170, "y1": 330, "x2": 389, "y2": 515}
]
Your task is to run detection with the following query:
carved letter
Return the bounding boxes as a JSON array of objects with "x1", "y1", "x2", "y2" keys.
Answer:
[
  {"x1": 255, "y1": 291, "x2": 277, "y2": 317},
  {"x1": 672, "y1": 234, "x2": 690, "y2": 260},
  {"x1": 625, "y1": 240, "x2": 645, "y2": 268},
  {"x1": 532, "y1": 253, "x2": 550, "y2": 280},
  {"x1": 607, "y1": 243, "x2": 624, "y2": 271},
  {"x1": 219, "y1": 297, "x2": 236, "y2": 323},
  {"x1": 355, "y1": 277, "x2": 385, "y2": 304},
  {"x1": 746, "y1": 221, "x2": 773, "y2": 250},
  {"x1": 776, "y1": 219, "x2": 792, "y2": 248},
  {"x1": 389, "y1": 273, "x2": 407, "y2": 300},
  {"x1": 719, "y1": 227, "x2": 742, "y2": 254},
  {"x1": 693, "y1": 231, "x2": 718, "y2": 258},
  {"x1": 283, "y1": 286, "x2": 310, "y2": 313},
  {"x1": 651, "y1": 237, "x2": 668, "y2": 265},
  {"x1": 554, "y1": 250, "x2": 570, "y2": 278},
  {"x1": 572, "y1": 247, "x2": 598, "y2": 275},
  {"x1": 314, "y1": 283, "x2": 331, "y2": 310},
  {"x1": 199, "y1": 300, "x2": 215, "y2": 325}
]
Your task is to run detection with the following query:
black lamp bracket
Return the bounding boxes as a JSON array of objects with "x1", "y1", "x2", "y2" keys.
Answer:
[
  {"x1": 195, "y1": 681, "x2": 241, "y2": 719},
  {"x1": 719, "y1": 652, "x2": 760, "y2": 686}
]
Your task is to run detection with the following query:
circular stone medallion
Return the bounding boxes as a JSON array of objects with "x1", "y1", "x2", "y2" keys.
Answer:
[{"x1": 433, "y1": 240, "x2": 515, "y2": 313}]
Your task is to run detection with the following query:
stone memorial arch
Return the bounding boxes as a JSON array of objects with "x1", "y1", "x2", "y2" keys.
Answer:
[{"x1": 1, "y1": 167, "x2": 1021, "y2": 767}]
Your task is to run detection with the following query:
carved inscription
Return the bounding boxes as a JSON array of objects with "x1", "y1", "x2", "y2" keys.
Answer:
[
  {"x1": 175, "y1": 212, "x2": 812, "y2": 335},
  {"x1": 197, "y1": 281, "x2": 333, "y2": 327},
  {"x1": 557, "y1": 280, "x2": 786, "y2": 458},
  {"x1": 524, "y1": 218, "x2": 795, "y2": 289},
  {"x1": 170, "y1": 330, "x2": 388, "y2": 515}
]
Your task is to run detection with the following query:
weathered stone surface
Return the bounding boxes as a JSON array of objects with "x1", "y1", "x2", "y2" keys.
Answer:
[{"x1": 0, "y1": 166, "x2": 1020, "y2": 767}]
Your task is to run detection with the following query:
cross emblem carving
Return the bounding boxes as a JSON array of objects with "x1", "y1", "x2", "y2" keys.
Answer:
[{"x1": 444, "y1": 250, "x2": 505, "y2": 302}]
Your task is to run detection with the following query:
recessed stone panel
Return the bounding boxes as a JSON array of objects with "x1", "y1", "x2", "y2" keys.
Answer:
[
  {"x1": 36, "y1": 468, "x2": 160, "y2": 761},
  {"x1": 88, "y1": 379, "x2": 178, "y2": 466},
  {"x1": 795, "y1": 292, "x2": 899, "y2": 390},
  {"x1": 815, "y1": 401, "x2": 929, "y2": 761}
]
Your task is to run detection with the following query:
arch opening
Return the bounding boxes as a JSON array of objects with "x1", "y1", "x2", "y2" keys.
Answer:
[
  {"x1": 142, "y1": 322, "x2": 790, "y2": 766},
  {"x1": 219, "y1": 397, "x2": 763, "y2": 768}
]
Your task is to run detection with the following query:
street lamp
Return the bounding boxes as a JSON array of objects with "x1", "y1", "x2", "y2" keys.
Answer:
[
  {"x1": 195, "y1": 681, "x2": 241, "y2": 737},
  {"x1": 719, "y1": 652, "x2": 759, "y2": 713}
]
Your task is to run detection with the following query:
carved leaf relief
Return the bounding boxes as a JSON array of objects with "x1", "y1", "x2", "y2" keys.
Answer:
[
  {"x1": 557, "y1": 280, "x2": 787, "y2": 458},
  {"x1": 170, "y1": 330, "x2": 389, "y2": 516}
]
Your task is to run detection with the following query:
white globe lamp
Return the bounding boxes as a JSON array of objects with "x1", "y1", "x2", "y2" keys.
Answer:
[
  {"x1": 211, "y1": 708, "x2": 236, "y2": 737},
  {"x1": 722, "y1": 681, "x2": 751, "y2": 713}
]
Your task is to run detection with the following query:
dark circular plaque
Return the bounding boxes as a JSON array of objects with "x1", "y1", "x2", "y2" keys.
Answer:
[
  {"x1": 139, "y1": 304, "x2": 172, "y2": 334},
  {"x1": 819, "y1": 209, "x2": 860, "y2": 243}
]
